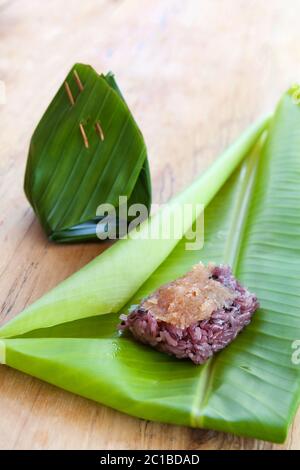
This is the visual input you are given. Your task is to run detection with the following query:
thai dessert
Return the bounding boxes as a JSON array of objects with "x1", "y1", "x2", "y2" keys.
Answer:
[{"x1": 119, "y1": 263, "x2": 259, "y2": 364}]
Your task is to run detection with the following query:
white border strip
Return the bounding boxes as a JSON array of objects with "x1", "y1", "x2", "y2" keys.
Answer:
[{"x1": 0, "y1": 340, "x2": 6, "y2": 364}]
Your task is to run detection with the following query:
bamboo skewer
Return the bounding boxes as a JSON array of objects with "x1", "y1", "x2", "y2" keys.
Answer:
[
  {"x1": 95, "y1": 121, "x2": 105, "y2": 141},
  {"x1": 79, "y1": 123, "x2": 89, "y2": 149},
  {"x1": 64, "y1": 81, "x2": 75, "y2": 106},
  {"x1": 73, "y1": 69, "x2": 84, "y2": 92},
  {"x1": 65, "y1": 71, "x2": 104, "y2": 149}
]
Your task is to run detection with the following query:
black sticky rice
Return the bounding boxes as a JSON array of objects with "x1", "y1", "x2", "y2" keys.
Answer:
[{"x1": 119, "y1": 265, "x2": 259, "y2": 364}]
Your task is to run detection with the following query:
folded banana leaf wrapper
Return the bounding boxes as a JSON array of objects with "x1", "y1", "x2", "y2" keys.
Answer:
[
  {"x1": 24, "y1": 63, "x2": 151, "y2": 242},
  {"x1": 1, "y1": 88, "x2": 300, "y2": 443}
]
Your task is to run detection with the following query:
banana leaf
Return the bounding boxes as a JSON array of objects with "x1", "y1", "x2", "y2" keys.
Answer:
[
  {"x1": 1, "y1": 90, "x2": 299, "y2": 443},
  {"x1": 24, "y1": 63, "x2": 151, "y2": 242}
]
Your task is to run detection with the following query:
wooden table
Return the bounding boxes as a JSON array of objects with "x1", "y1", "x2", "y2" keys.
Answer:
[{"x1": 0, "y1": 0, "x2": 299, "y2": 450}]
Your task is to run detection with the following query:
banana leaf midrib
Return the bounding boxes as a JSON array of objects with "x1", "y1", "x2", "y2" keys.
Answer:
[
  {"x1": 190, "y1": 141, "x2": 263, "y2": 426},
  {"x1": 223, "y1": 142, "x2": 262, "y2": 270}
]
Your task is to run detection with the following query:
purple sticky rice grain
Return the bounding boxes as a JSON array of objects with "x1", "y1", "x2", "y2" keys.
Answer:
[{"x1": 119, "y1": 265, "x2": 259, "y2": 364}]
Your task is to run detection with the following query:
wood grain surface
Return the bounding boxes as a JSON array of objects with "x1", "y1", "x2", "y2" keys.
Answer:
[{"x1": 0, "y1": 0, "x2": 300, "y2": 450}]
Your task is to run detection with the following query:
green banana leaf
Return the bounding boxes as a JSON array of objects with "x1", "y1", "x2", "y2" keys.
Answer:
[
  {"x1": 1, "y1": 116, "x2": 267, "y2": 337},
  {"x1": 24, "y1": 63, "x2": 151, "y2": 242},
  {"x1": 1, "y1": 89, "x2": 299, "y2": 443}
]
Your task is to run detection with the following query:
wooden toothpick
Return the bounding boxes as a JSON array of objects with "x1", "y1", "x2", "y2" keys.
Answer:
[
  {"x1": 64, "y1": 81, "x2": 75, "y2": 106},
  {"x1": 73, "y1": 69, "x2": 84, "y2": 92},
  {"x1": 95, "y1": 121, "x2": 105, "y2": 141},
  {"x1": 79, "y1": 123, "x2": 89, "y2": 148}
]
